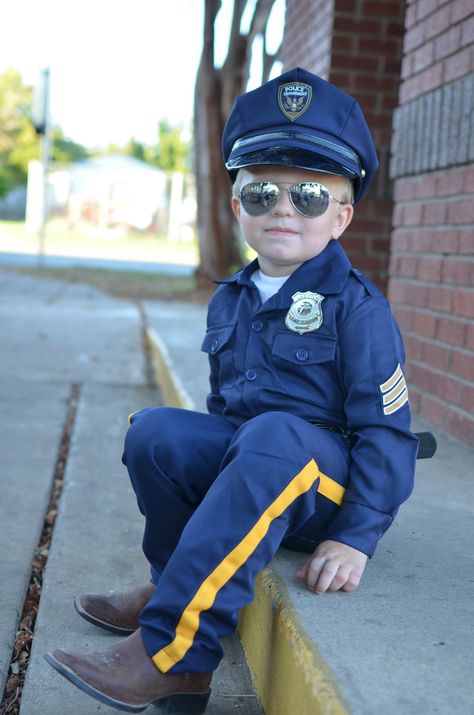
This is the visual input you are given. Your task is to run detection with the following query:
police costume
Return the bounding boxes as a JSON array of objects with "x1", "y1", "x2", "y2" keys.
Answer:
[{"x1": 122, "y1": 68, "x2": 419, "y2": 678}]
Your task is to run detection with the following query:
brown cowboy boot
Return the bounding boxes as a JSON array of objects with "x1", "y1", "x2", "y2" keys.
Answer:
[
  {"x1": 45, "y1": 628, "x2": 212, "y2": 713},
  {"x1": 74, "y1": 583, "x2": 155, "y2": 635}
]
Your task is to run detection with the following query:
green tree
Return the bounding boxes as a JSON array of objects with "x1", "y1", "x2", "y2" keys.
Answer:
[
  {"x1": 150, "y1": 120, "x2": 190, "y2": 173},
  {"x1": 51, "y1": 127, "x2": 90, "y2": 163},
  {"x1": 0, "y1": 68, "x2": 39, "y2": 196}
]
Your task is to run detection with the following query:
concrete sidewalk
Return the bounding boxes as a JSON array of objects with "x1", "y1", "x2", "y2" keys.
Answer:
[
  {"x1": 0, "y1": 270, "x2": 260, "y2": 714},
  {"x1": 146, "y1": 300, "x2": 474, "y2": 715}
]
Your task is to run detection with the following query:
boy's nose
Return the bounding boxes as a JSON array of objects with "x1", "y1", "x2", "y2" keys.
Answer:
[{"x1": 271, "y1": 189, "x2": 294, "y2": 216}]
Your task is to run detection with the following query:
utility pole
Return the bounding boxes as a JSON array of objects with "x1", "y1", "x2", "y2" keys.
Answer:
[{"x1": 30, "y1": 68, "x2": 51, "y2": 267}]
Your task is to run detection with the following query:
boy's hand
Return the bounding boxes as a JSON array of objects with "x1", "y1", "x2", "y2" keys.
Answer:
[{"x1": 295, "y1": 540, "x2": 368, "y2": 595}]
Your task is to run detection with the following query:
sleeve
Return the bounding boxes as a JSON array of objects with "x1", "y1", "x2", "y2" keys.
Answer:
[
  {"x1": 205, "y1": 353, "x2": 225, "y2": 416},
  {"x1": 200, "y1": 297, "x2": 226, "y2": 417},
  {"x1": 324, "y1": 296, "x2": 419, "y2": 558}
]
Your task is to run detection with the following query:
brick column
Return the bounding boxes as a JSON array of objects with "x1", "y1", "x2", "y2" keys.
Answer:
[
  {"x1": 389, "y1": 0, "x2": 474, "y2": 445},
  {"x1": 281, "y1": 0, "x2": 405, "y2": 292}
]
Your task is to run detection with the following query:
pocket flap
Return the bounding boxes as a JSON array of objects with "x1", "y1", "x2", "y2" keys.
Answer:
[
  {"x1": 201, "y1": 324, "x2": 235, "y2": 355},
  {"x1": 272, "y1": 332, "x2": 337, "y2": 365}
]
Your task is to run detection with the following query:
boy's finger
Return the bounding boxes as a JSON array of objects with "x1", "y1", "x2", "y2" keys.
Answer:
[{"x1": 309, "y1": 558, "x2": 338, "y2": 593}]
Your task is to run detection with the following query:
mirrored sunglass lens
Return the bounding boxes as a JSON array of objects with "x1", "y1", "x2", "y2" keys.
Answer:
[
  {"x1": 290, "y1": 182, "x2": 329, "y2": 217},
  {"x1": 241, "y1": 182, "x2": 279, "y2": 216}
]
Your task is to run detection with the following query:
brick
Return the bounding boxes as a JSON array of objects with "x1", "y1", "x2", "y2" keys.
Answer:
[
  {"x1": 403, "y1": 202, "x2": 424, "y2": 225},
  {"x1": 442, "y1": 258, "x2": 474, "y2": 286},
  {"x1": 417, "y1": 256, "x2": 443, "y2": 282},
  {"x1": 453, "y1": 289, "x2": 474, "y2": 318},
  {"x1": 416, "y1": 0, "x2": 438, "y2": 21},
  {"x1": 362, "y1": 0, "x2": 403, "y2": 17},
  {"x1": 431, "y1": 228, "x2": 459, "y2": 253},
  {"x1": 405, "y1": 3, "x2": 417, "y2": 29},
  {"x1": 463, "y1": 166, "x2": 474, "y2": 192},
  {"x1": 435, "y1": 168, "x2": 465, "y2": 196},
  {"x1": 393, "y1": 306, "x2": 414, "y2": 330},
  {"x1": 410, "y1": 361, "x2": 438, "y2": 391},
  {"x1": 458, "y1": 229, "x2": 474, "y2": 253},
  {"x1": 436, "y1": 374, "x2": 464, "y2": 405},
  {"x1": 427, "y1": 285, "x2": 453, "y2": 312},
  {"x1": 411, "y1": 229, "x2": 434, "y2": 252},
  {"x1": 443, "y1": 47, "x2": 472, "y2": 83},
  {"x1": 444, "y1": 410, "x2": 474, "y2": 446},
  {"x1": 466, "y1": 323, "x2": 474, "y2": 350},
  {"x1": 421, "y1": 201, "x2": 447, "y2": 225},
  {"x1": 331, "y1": 34, "x2": 356, "y2": 52},
  {"x1": 447, "y1": 199, "x2": 474, "y2": 224},
  {"x1": 334, "y1": 17, "x2": 382, "y2": 34},
  {"x1": 425, "y1": 5, "x2": 451, "y2": 41},
  {"x1": 437, "y1": 315, "x2": 467, "y2": 346},
  {"x1": 414, "y1": 41, "x2": 435, "y2": 73},
  {"x1": 450, "y1": 349, "x2": 474, "y2": 381},
  {"x1": 461, "y1": 15, "x2": 474, "y2": 46},
  {"x1": 434, "y1": 25, "x2": 462, "y2": 61},
  {"x1": 460, "y1": 382, "x2": 474, "y2": 413},
  {"x1": 418, "y1": 393, "x2": 447, "y2": 427},
  {"x1": 422, "y1": 341, "x2": 451, "y2": 370},
  {"x1": 405, "y1": 23, "x2": 425, "y2": 52},
  {"x1": 451, "y1": 0, "x2": 474, "y2": 24},
  {"x1": 404, "y1": 334, "x2": 424, "y2": 359},
  {"x1": 414, "y1": 309, "x2": 438, "y2": 336},
  {"x1": 399, "y1": 255, "x2": 418, "y2": 277}
]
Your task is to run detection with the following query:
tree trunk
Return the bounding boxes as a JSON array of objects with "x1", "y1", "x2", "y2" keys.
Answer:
[{"x1": 193, "y1": 0, "x2": 280, "y2": 283}]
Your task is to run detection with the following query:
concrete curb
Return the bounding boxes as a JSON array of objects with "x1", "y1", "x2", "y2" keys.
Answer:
[{"x1": 145, "y1": 327, "x2": 347, "y2": 715}]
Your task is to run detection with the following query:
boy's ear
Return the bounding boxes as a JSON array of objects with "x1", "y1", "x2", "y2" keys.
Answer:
[
  {"x1": 332, "y1": 203, "x2": 354, "y2": 240},
  {"x1": 231, "y1": 196, "x2": 242, "y2": 222}
]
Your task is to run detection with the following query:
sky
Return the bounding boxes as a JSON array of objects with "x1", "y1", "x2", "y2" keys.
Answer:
[{"x1": 2, "y1": 0, "x2": 285, "y2": 150}]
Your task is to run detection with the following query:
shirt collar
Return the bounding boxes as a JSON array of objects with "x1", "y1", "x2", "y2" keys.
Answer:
[{"x1": 215, "y1": 240, "x2": 352, "y2": 305}]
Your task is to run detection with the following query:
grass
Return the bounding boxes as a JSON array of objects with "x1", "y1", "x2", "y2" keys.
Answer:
[
  {"x1": 0, "y1": 219, "x2": 199, "y2": 266},
  {"x1": 0, "y1": 219, "x2": 218, "y2": 303}
]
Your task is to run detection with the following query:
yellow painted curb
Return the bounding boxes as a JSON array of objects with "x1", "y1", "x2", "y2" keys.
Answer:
[{"x1": 146, "y1": 327, "x2": 348, "y2": 715}]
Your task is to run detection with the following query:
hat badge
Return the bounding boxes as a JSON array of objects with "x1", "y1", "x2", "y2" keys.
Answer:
[
  {"x1": 278, "y1": 82, "x2": 312, "y2": 121},
  {"x1": 285, "y1": 291, "x2": 325, "y2": 334}
]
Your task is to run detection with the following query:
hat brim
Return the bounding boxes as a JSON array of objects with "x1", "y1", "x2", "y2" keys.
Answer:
[{"x1": 226, "y1": 146, "x2": 356, "y2": 181}]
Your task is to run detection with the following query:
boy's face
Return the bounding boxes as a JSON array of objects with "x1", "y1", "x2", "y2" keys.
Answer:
[{"x1": 231, "y1": 165, "x2": 354, "y2": 277}]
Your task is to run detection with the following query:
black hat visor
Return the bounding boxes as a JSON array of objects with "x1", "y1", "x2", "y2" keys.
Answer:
[{"x1": 225, "y1": 130, "x2": 361, "y2": 180}]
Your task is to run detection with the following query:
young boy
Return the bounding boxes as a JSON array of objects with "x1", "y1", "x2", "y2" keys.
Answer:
[{"x1": 45, "y1": 67, "x2": 419, "y2": 713}]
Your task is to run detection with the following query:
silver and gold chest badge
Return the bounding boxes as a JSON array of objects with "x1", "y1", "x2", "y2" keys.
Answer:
[
  {"x1": 285, "y1": 291, "x2": 325, "y2": 334},
  {"x1": 278, "y1": 82, "x2": 312, "y2": 121}
]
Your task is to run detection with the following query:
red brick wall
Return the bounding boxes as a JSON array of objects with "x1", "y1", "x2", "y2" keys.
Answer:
[
  {"x1": 389, "y1": 166, "x2": 474, "y2": 444},
  {"x1": 281, "y1": 0, "x2": 406, "y2": 291},
  {"x1": 281, "y1": 0, "x2": 334, "y2": 79},
  {"x1": 389, "y1": 0, "x2": 474, "y2": 445}
]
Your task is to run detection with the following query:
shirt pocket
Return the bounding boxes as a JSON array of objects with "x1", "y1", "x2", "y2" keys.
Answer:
[
  {"x1": 272, "y1": 332, "x2": 337, "y2": 366},
  {"x1": 201, "y1": 324, "x2": 237, "y2": 388}
]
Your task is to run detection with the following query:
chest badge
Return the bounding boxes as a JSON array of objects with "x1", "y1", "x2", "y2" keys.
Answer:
[{"x1": 285, "y1": 291, "x2": 325, "y2": 334}]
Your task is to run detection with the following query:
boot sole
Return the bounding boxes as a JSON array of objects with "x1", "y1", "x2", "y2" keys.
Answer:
[
  {"x1": 44, "y1": 652, "x2": 211, "y2": 714},
  {"x1": 73, "y1": 597, "x2": 136, "y2": 636}
]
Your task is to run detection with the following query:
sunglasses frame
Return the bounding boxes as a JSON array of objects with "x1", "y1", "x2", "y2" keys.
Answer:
[{"x1": 237, "y1": 180, "x2": 347, "y2": 218}]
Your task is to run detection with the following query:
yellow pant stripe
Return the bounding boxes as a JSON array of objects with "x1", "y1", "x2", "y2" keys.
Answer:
[
  {"x1": 152, "y1": 459, "x2": 320, "y2": 672},
  {"x1": 317, "y1": 471, "x2": 345, "y2": 505}
]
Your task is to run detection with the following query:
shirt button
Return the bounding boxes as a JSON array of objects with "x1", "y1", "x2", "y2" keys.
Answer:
[
  {"x1": 245, "y1": 369, "x2": 257, "y2": 381},
  {"x1": 295, "y1": 348, "x2": 309, "y2": 361},
  {"x1": 211, "y1": 340, "x2": 219, "y2": 353},
  {"x1": 251, "y1": 320, "x2": 263, "y2": 332}
]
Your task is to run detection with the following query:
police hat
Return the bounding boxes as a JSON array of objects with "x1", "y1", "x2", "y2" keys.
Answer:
[{"x1": 222, "y1": 67, "x2": 378, "y2": 204}]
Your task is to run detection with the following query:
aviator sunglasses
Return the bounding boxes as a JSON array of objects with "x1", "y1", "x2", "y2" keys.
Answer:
[{"x1": 237, "y1": 181, "x2": 347, "y2": 218}]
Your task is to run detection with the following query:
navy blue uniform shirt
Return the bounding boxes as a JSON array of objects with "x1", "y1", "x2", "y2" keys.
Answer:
[{"x1": 201, "y1": 239, "x2": 419, "y2": 557}]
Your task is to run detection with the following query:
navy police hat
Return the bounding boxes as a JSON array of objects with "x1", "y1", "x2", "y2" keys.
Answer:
[{"x1": 222, "y1": 67, "x2": 378, "y2": 204}]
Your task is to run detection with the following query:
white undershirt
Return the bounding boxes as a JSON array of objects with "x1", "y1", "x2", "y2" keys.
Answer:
[{"x1": 251, "y1": 269, "x2": 291, "y2": 303}]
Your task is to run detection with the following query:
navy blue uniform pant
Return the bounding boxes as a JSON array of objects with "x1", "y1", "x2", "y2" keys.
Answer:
[{"x1": 122, "y1": 407, "x2": 350, "y2": 674}]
